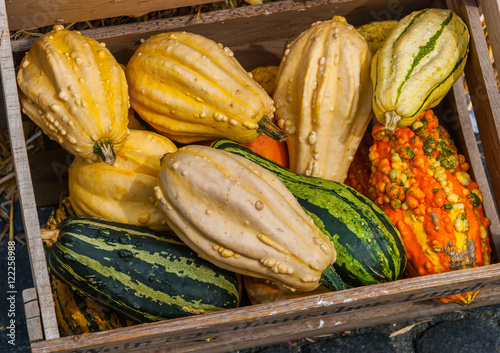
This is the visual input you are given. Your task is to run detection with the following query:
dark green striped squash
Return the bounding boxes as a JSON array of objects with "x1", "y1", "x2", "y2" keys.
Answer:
[
  {"x1": 371, "y1": 8, "x2": 469, "y2": 132},
  {"x1": 211, "y1": 139, "x2": 406, "y2": 288},
  {"x1": 43, "y1": 217, "x2": 240, "y2": 323}
]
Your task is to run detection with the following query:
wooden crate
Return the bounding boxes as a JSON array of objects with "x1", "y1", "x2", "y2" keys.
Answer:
[{"x1": 1, "y1": 0, "x2": 500, "y2": 352}]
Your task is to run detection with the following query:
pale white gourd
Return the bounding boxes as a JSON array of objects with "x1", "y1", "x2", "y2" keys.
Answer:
[
  {"x1": 274, "y1": 16, "x2": 373, "y2": 182},
  {"x1": 154, "y1": 145, "x2": 338, "y2": 292}
]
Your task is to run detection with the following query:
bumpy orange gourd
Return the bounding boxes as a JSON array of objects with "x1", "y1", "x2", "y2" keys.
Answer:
[
  {"x1": 68, "y1": 129, "x2": 177, "y2": 231},
  {"x1": 366, "y1": 110, "x2": 491, "y2": 305},
  {"x1": 17, "y1": 25, "x2": 130, "y2": 165}
]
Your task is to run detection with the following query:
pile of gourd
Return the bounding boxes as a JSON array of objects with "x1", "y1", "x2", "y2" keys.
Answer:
[{"x1": 16, "y1": 8, "x2": 492, "y2": 336}]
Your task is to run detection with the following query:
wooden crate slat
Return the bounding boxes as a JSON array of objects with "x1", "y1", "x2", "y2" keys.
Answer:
[
  {"x1": 30, "y1": 264, "x2": 500, "y2": 352},
  {"x1": 6, "y1": 0, "x2": 216, "y2": 31},
  {"x1": 0, "y1": 0, "x2": 59, "y2": 341},
  {"x1": 9, "y1": 0, "x2": 435, "y2": 65},
  {"x1": 448, "y1": 0, "x2": 500, "y2": 217},
  {"x1": 477, "y1": 0, "x2": 500, "y2": 73}
]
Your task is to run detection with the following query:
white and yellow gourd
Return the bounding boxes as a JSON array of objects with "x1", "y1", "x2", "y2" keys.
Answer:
[
  {"x1": 371, "y1": 8, "x2": 470, "y2": 132},
  {"x1": 17, "y1": 25, "x2": 130, "y2": 165},
  {"x1": 154, "y1": 145, "x2": 341, "y2": 292},
  {"x1": 273, "y1": 16, "x2": 373, "y2": 182}
]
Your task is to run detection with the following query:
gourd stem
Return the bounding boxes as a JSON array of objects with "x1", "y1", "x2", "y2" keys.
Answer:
[
  {"x1": 95, "y1": 140, "x2": 116, "y2": 165},
  {"x1": 320, "y1": 265, "x2": 346, "y2": 291},
  {"x1": 257, "y1": 116, "x2": 289, "y2": 142},
  {"x1": 40, "y1": 229, "x2": 60, "y2": 247},
  {"x1": 384, "y1": 111, "x2": 401, "y2": 134}
]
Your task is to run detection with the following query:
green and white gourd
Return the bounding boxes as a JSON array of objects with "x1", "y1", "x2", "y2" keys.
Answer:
[{"x1": 371, "y1": 8, "x2": 469, "y2": 132}]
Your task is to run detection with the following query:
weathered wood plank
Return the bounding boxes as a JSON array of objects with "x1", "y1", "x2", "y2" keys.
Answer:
[
  {"x1": 477, "y1": 0, "x2": 500, "y2": 73},
  {"x1": 30, "y1": 264, "x2": 500, "y2": 352},
  {"x1": 0, "y1": 0, "x2": 59, "y2": 341},
  {"x1": 447, "y1": 0, "x2": 500, "y2": 224},
  {"x1": 9, "y1": 0, "x2": 434, "y2": 64},
  {"x1": 5, "y1": 0, "x2": 216, "y2": 31}
]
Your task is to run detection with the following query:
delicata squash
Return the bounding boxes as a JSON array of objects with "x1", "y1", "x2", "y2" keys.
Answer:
[
  {"x1": 367, "y1": 110, "x2": 492, "y2": 305},
  {"x1": 126, "y1": 32, "x2": 286, "y2": 144},
  {"x1": 17, "y1": 25, "x2": 130, "y2": 165},
  {"x1": 154, "y1": 145, "x2": 344, "y2": 292}
]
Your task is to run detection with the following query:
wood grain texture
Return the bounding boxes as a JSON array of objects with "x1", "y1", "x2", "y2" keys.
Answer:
[
  {"x1": 9, "y1": 0, "x2": 434, "y2": 65},
  {"x1": 30, "y1": 263, "x2": 500, "y2": 352},
  {"x1": 447, "y1": 0, "x2": 500, "y2": 221},
  {"x1": 0, "y1": 0, "x2": 59, "y2": 342},
  {"x1": 477, "y1": 0, "x2": 500, "y2": 72},
  {"x1": 5, "y1": 0, "x2": 215, "y2": 31}
]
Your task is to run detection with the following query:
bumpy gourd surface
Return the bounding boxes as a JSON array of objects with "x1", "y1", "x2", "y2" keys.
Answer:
[
  {"x1": 17, "y1": 25, "x2": 130, "y2": 164},
  {"x1": 155, "y1": 145, "x2": 336, "y2": 291},
  {"x1": 274, "y1": 16, "x2": 373, "y2": 182},
  {"x1": 126, "y1": 31, "x2": 276, "y2": 144},
  {"x1": 371, "y1": 8, "x2": 469, "y2": 132},
  {"x1": 367, "y1": 110, "x2": 491, "y2": 305},
  {"x1": 68, "y1": 130, "x2": 177, "y2": 231}
]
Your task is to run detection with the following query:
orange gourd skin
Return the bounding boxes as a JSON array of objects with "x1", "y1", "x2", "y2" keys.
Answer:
[
  {"x1": 242, "y1": 135, "x2": 289, "y2": 168},
  {"x1": 367, "y1": 110, "x2": 491, "y2": 305}
]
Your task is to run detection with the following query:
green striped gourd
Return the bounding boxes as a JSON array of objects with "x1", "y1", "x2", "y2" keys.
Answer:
[
  {"x1": 371, "y1": 8, "x2": 469, "y2": 132},
  {"x1": 43, "y1": 217, "x2": 240, "y2": 323},
  {"x1": 211, "y1": 139, "x2": 406, "y2": 288}
]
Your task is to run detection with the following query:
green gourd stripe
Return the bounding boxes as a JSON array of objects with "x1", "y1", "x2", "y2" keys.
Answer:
[
  {"x1": 50, "y1": 243, "x2": 230, "y2": 322},
  {"x1": 211, "y1": 140, "x2": 406, "y2": 287},
  {"x1": 393, "y1": 9, "x2": 429, "y2": 47},
  {"x1": 48, "y1": 217, "x2": 240, "y2": 323},
  {"x1": 376, "y1": 8, "x2": 428, "y2": 97},
  {"x1": 66, "y1": 230, "x2": 238, "y2": 295},
  {"x1": 62, "y1": 245, "x2": 224, "y2": 312},
  {"x1": 59, "y1": 218, "x2": 185, "y2": 246},
  {"x1": 395, "y1": 11, "x2": 454, "y2": 105},
  {"x1": 409, "y1": 45, "x2": 469, "y2": 119}
]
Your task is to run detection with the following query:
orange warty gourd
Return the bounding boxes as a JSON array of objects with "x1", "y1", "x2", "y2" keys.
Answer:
[{"x1": 366, "y1": 110, "x2": 492, "y2": 305}]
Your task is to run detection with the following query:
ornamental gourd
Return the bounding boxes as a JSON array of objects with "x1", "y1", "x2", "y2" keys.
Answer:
[
  {"x1": 371, "y1": 9, "x2": 469, "y2": 133},
  {"x1": 274, "y1": 16, "x2": 373, "y2": 182},
  {"x1": 212, "y1": 139, "x2": 406, "y2": 288},
  {"x1": 43, "y1": 217, "x2": 241, "y2": 322},
  {"x1": 356, "y1": 20, "x2": 398, "y2": 54},
  {"x1": 367, "y1": 110, "x2": 492, "y2": 305},
  {"x1": 51, "y1": 276, "x2": 136, "y2": 336},
  {"x1": 126, "y1": 32, "x2": 286, "y2": 144},
  {"x1": 17, "y1": 25, "x2": 130, "y2": 165},
  {"x1": 68, "y1": 129, "x2": 177, "y2": 231},
  {"x1": 154, "y1": 145, "x2": 343, "y2": 292}
]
